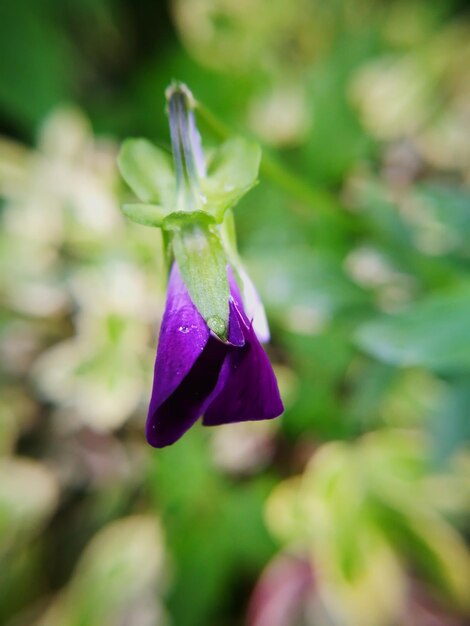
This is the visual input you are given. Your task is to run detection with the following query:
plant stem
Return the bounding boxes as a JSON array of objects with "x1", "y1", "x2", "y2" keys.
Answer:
[{"x1": 196, "y1": 102, "x2": 339, "y2": 219}]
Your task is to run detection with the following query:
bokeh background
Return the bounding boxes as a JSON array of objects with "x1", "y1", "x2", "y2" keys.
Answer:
[{"x1": 1, "y1": 1, "x2": 470, "y2": 625}]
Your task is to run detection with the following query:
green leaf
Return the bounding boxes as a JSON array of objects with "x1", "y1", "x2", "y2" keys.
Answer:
[
  {"x1": 428, "y1": 378, "x2": 470, "y2": 466},
  {"x1": 248, "y1": 248, "x2": 366, "y2": 316},
  {"x1": 168, "y1": 214, "x2": 229, "y2": 339},
  {"x1": 0, "y1": 1, "x2": 73, "y2": 131},
  {"x1": 356, "y1": 283, "x2": 470, "y2": 372},
  {"x1": 38, "y1": 516, "x2": 164, "y2": 626},
  {"x1": 117, "y1": 138, "x2": 175, "y2": 205},
  {"x1": 201, "y1": 137, "x2": 261, "y2": 219},
  {"x1": 417, "y1": 183, "x2": 470, "y2": 236},
  {"x1": 121, "y1": 203, "x2": 169, "y2": 227},
  {"x1": 412, "y1": 183, "x2": 470, "y2": 257},
  {"x1": 0, "y1": 458, "x2": 59, "y2": 553},
  {"x1": 378, "y1": 502, "x2": 470, "y2": 612},
  {"x1": 147, "y1": 431, "x2": 274, "y2": 626}
]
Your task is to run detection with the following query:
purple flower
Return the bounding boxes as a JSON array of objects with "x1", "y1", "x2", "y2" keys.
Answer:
[{"x1": 147, "y1": 264, "x2": 283, "y2": 447}]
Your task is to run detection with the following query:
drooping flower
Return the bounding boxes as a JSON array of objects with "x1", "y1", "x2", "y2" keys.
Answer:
[
  {"x1": 147, "y1": 263, "x2": 283, "y2": 447},
  {"x1": 118, "y1": 82, "x2": 283, "y2": 446}
]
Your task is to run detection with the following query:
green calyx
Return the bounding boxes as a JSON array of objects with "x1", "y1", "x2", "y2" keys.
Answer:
[
  {"x1": 118, "y1": 135, "x2": 260, "y2": 226},
  {"x1": 117, "y1": 82, "x2": 260, "y2": 340},
  {"x1": 117, "y1": 84, "x2": 260, "y2": 227},
  {"x1": 170, "y1": 213, "x2": 230, "y2": 341}
]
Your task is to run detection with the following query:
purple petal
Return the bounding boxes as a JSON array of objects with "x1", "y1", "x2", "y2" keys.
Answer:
[
  {"x1": 147, "y1": 335, "x2": 228, "y2": 447},
  {"x1": 227, "y1": 265, "x2": 244, "y2": 306},
  {"x1": 149, "y1": 263, "x2": 210, "y2": 409},
  {"x1": 228, "y1": 265, "x2": 270, "y2": 343},
  {"x1": 147, "y1": 263, "x2": 214, "y2": 447},
  {"x1": 147, "y1": 263, "x2": 250, "y2": 447},
  {"x1": 146, "y1": 263, "x2": 282, "y2": 447},
  {"x1": 202, "y1": 300, "x2": 284, "y2": 426},
  {"x1": 188, "y1": 108, "x2": 206, "y2": 178},
  {"x1": 227, "y1": 297, "x2": 245, "y2": 347},
  {"x1": 238, "y1": 266, "x2": 270, "y2": 343}
]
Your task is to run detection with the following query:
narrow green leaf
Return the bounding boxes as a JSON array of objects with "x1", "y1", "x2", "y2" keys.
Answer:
[
  {"x1": 121, "y1": 203, "x2": 169, "y2": 227},
  {"x1": 170, "y1": 216, "x2": 229, "y2": 340},
  {"x1": 117, "y1": 138, "x2": 175, "y2": 205},
  {"x1": 356, "y1": 283, "x2": 470, "y2": 372}
]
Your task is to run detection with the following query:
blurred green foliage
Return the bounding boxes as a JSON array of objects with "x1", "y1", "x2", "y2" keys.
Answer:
[{"x1": 1, "y1": 1, "x2": 470, "y2": 625}]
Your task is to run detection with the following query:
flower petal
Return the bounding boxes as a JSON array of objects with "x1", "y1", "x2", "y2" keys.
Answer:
[
  {"x1": 146, "y1": 263, "x2": 280, "y2": 446},
  {"x1": 237, "y1": 266, "x2": 271, "y2": 343},
  {"x1": 147, "y1": 335, "x2": 228, "y2": 447},
  {"x1": 202, "y1": 301, "x2": 283, "y2": 426},
  {"x1": 149, "y1": 263, "x2": 210, "y2": 410},
  {"x1": 227, "y1": 297, "x2": 245, "y2": 347},
  {"x1": 147, "y1": 263, "x2": 216, "y2": 447}
]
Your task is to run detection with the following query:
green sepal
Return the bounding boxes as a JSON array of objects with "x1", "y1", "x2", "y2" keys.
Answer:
[
  {"x1": 202, "y1": 137, "x2": 261, "y2": 221},
  {"x1": 117, "y1": 139, "x2": 175, "y2": 205},
  {"x1": 118, "y1": 136, "x2": 261, "y2": 227},
  {"x1": 121, "y1": 203, "x2": 170, "y2": 227},
  {"x1": 168, "y1": 213, "x2": 230, "y2": 341}
]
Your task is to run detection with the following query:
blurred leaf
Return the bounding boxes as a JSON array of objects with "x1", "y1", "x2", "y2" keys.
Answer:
[
  {"x1": 266, "y1": 431, "x2": 470, "y2": 625},
  {"x1": 39, "y1": 516, "x2": 165, "y2": 626},
  {"x1": 378, "y1": 368, "x2": 442, "y2": 429},
  {"x1": 411, "y1": 183, "x2": 470, "y2": 258},
  {"x1": 33, "y1": 336, "x2": 145, "y2": 432},
  {"x1": 0, "y1": 398, "x2": 23, "y2": 455},
  {"x1": 280, "y1": 328, "x2": 355, "y2": 439},
  {"x1": 300, "y1": 34, "x2": 375, "y2": 184},
  {"x1": 264, "y1": 476, "x2": 307, "y2": 544},
  {"x1": 428, "y1": 378, "x2": 470, "y2": 466},
  {"x1": 149, "y1": 431, "x2": 275, "y2": 626},
  {"x1": 356, "y1": 283, "x2": 470, "y2": 372},
  {"x1": 345, "y1": 362, "x2": 398, "y2": 430},
  {"x1": 0, "y1": 540, "x2": 47, "y2": 624},
  {"x1": 417, "y1": 184, "x2": 470, "y2": 236},
  {"x1": 0, "y1": 0, "x2": 74, "y2": 131},
  {"x1": 0, "y1": 458, "x2": 59, "y2": 554},
  {"x1": 355, "y1": 182, "x2": 414, "y2": 248},
  {"x1": 324, "y1": 526, "x2": 405, "y2": 626},
  {"x1": 267, "y1": 442, "x2": 406, "y2": 626},
  {"x1": 353, "y1": 181, "x2": 455, "y2": 289},
  {"x1": 249, "y1": 248, "x2": 366, "y2": 318},
  {"x1": 378, "y1": 503, "x2": 470, "y2": 612}
]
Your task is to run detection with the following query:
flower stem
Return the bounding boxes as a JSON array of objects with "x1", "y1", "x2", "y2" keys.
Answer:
[{"x1": 195, "y1": 102, "x2": 339, "y2": 219}]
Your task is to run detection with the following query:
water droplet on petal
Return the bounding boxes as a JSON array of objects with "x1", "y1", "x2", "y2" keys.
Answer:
[{"x1": 178, "y1": 325, "x2": 190, "y2": 333}]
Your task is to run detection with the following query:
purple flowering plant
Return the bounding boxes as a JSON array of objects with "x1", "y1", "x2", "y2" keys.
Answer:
[{"x1": 118, "y1": 83, "x2": 283, "y2": 447}]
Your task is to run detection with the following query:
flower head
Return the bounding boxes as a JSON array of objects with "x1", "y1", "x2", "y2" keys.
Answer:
[
  {"x1": 147, "y1": 264, "x2": 283, "y2": 447},
  {"x1": 118, "y1": 82, "x2": 283, "y2": 446}
]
